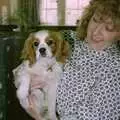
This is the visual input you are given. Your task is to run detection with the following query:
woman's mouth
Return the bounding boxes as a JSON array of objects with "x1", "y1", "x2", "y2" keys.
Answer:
[{"x1": 92, "y1": 36, "x2": 104, "y2": 43}]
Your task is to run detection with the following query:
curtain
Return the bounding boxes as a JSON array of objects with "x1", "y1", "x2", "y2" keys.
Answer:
[{"x1": 18, "y1": 0, "x2": 39, "y2": 26}]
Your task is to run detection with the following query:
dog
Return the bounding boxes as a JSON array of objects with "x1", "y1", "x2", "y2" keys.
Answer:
[{"x1": 12, "y1": 30, "x2": 70, "y2": 120}]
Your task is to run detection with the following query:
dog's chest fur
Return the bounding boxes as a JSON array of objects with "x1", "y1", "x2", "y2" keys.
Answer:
[
  {"x1": 29, "y1": 57, "x2": 63, "y2": 118},
  {"x1": 29, "y1": 57, "x2": 63, "y2": 83}
]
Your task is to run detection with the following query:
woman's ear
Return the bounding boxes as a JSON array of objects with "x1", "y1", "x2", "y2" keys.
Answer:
[{"x1": 21, "y1": 33, "x2": 36, "y2": 65}]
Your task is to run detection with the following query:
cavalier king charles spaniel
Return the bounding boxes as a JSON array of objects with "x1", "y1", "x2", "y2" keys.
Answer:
[{"x1": 12, "y1": 30, "x2": 69, "y2": 120}]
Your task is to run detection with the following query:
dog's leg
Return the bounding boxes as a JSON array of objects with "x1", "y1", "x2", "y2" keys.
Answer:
[
  {"x1": 47, "y1": 83, "x2": 58, "y2": 120},
  {"x1": 27, "y1": 91, "x2": 45, "y2": 120},
  {"x1": 17, "y1": 75, "x2": 30, "y2": 109}
]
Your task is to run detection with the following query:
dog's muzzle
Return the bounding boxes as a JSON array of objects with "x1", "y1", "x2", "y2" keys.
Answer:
[{"x1": 39, "y1": 47, "x2": 46, "y2": 57}]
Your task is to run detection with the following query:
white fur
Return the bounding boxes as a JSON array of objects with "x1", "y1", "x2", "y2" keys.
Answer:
[{"x1": 12, "y1": 31, "x2": 64, "y2": 120}]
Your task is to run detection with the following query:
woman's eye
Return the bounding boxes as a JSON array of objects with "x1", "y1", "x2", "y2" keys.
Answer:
[
  {"x1": 92, "y1": 16, "x2": 102, "y2": 23},
  {"x1": 33, "y1": 41, "x2": 39, "y2": 47},
  {"x1": 47, "y1": 40, "x2": 53, "y2": 45},
  {"x1": 105, "y1": 24, "x2": 115, "y2": 32}
]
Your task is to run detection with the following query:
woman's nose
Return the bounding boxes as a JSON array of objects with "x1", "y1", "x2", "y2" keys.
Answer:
[{"x1": 93, "y1": 23, "x2": 104, "y2": 35}]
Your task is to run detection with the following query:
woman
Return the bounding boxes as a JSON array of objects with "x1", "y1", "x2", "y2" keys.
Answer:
[{"x1": 29, "y1": 0, "x2": 120, "y2": 119}]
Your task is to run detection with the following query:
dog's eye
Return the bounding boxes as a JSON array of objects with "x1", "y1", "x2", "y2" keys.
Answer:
[
  {"x1": 33, "y1": 41, "x2": 39, "y2": 47},
  {"x1": 47, "y1": 40, "x2": 53, "y2": 45}
]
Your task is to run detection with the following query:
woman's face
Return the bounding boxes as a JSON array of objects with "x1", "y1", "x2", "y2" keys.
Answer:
[{"x1": 86, "y1": 14, "x2": 120, "y2": 50}]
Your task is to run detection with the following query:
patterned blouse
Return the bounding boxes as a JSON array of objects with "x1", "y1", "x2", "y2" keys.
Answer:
[{"x1": 56, "y1": 39, "x2": 120, "y2": 120}]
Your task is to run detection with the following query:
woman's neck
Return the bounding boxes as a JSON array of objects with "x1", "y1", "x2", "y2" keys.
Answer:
[{"x1": 85, "y1": 38, "x2": 115, "y2": 51}]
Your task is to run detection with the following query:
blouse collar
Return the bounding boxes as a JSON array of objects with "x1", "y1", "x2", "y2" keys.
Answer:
[{"x1": 81, "y1": 40, "x2": 120, "y2": 57}]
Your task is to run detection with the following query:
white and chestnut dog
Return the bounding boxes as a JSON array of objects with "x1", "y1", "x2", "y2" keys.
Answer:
[{"x1": 12, "y1": 30, "x2": 69, "y2": 120}]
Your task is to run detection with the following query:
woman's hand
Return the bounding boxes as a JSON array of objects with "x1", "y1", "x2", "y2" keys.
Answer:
[
  {"x1": 27, "y1": 94, "x2": 43, "y2": 120},
  {"x1": 30, "y1": 74, "x2": 47, "y2": 91},
  {"x1": 27, "y1": 74, "x2": 47, "y2": 120}
]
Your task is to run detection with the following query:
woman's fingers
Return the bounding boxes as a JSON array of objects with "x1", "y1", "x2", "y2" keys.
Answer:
[
  {"x1": 30, "y1": 82, "x2": 46, "y2": 90},
  {"x1": 27, "y1": 95, "x2": 37, "y2": 114},
  {"x1": 30, "y1": 74, "x2": 47, "y2": 90},
  {"x1": 28, "y1": 94, "x2": 33, "y2": 106},
  {"x1": 27, "y1": 94, "x2": 42, "y2": 120}
]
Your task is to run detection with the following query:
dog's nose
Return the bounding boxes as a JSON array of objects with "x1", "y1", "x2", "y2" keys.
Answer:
[{"x1": 39, "y1": 48, "x2": 46, "y2": 54}]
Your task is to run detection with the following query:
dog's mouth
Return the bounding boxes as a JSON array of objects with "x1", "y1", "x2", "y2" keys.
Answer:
[{"x1": 41, "y1": 53, "x2": 46, "y2": 57}]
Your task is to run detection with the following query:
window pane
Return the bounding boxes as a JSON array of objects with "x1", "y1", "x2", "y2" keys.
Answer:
[
  {"x1": 39, "y1": 0, "x2": 91, "y2": 26},
  {"x1": 41, "y1": 0, "x2": 57, "y2": 9},
  {"x1": 41, "y1": 0, "x2": 47, "y2": 9},
  {"x1": 40, "y1": 10, "x2": 47, "y2": 24},
  {"x1": 65, "y1": 10, "x2": 79, "y2": 25},
  {"x1": 78, "y1": 0, "x2": 91, "y2": 9},
  {"x1": 46, "y1": 10, "x2": 58, "y2": 25},
  {"x1": 40, "y1": 0, "x2": 57, "y2": 25},
  {"x1": 66, "y1": 0, "x2": 78, "y2": 9},
  {"x1": 47, "y1": 0, "x2": 57, "y2": 9},
  {"x1": 65, "y1": 0, "x2": 91, "y2": 25}
]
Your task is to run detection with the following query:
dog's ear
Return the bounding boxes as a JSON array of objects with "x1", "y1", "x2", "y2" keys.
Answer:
[
  {"x1": 58, "y1": 39, "x2": 70, "y2": 63},
  {"x1": 55, "y1": 38, "x2": 70, "y2": 63},
  {"x1": 21, "y1": 33, "x2": 36, "y2": 65}
]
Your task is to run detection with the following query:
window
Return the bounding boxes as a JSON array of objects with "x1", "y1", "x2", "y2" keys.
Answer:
[
  {"x1": 65, "y1": 0, "x2": 90, "y2": 25},
  {"x1": 10, "y1": 0, "x2": 91, "y2": 26},
  {"x1": 39, "y1": 0, "x2": 91, "y2": 26},
  {"x1": 39, "y1": 0, "x2": 58, "y2": 25}
]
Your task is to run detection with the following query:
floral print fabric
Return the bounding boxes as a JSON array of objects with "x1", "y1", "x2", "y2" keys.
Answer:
[{"x1": 56, "y1": 39, "x2": 120, "y2": 120}]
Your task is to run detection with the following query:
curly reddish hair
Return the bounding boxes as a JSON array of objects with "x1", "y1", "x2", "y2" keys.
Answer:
[{"x1": 77, "y1": 0, "x2": 120, "y2": 40}]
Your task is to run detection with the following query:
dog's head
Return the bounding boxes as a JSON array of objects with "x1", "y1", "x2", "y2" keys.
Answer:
[{"x1": 21, "y1": 30, "x2": 70, "y2": 65}]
